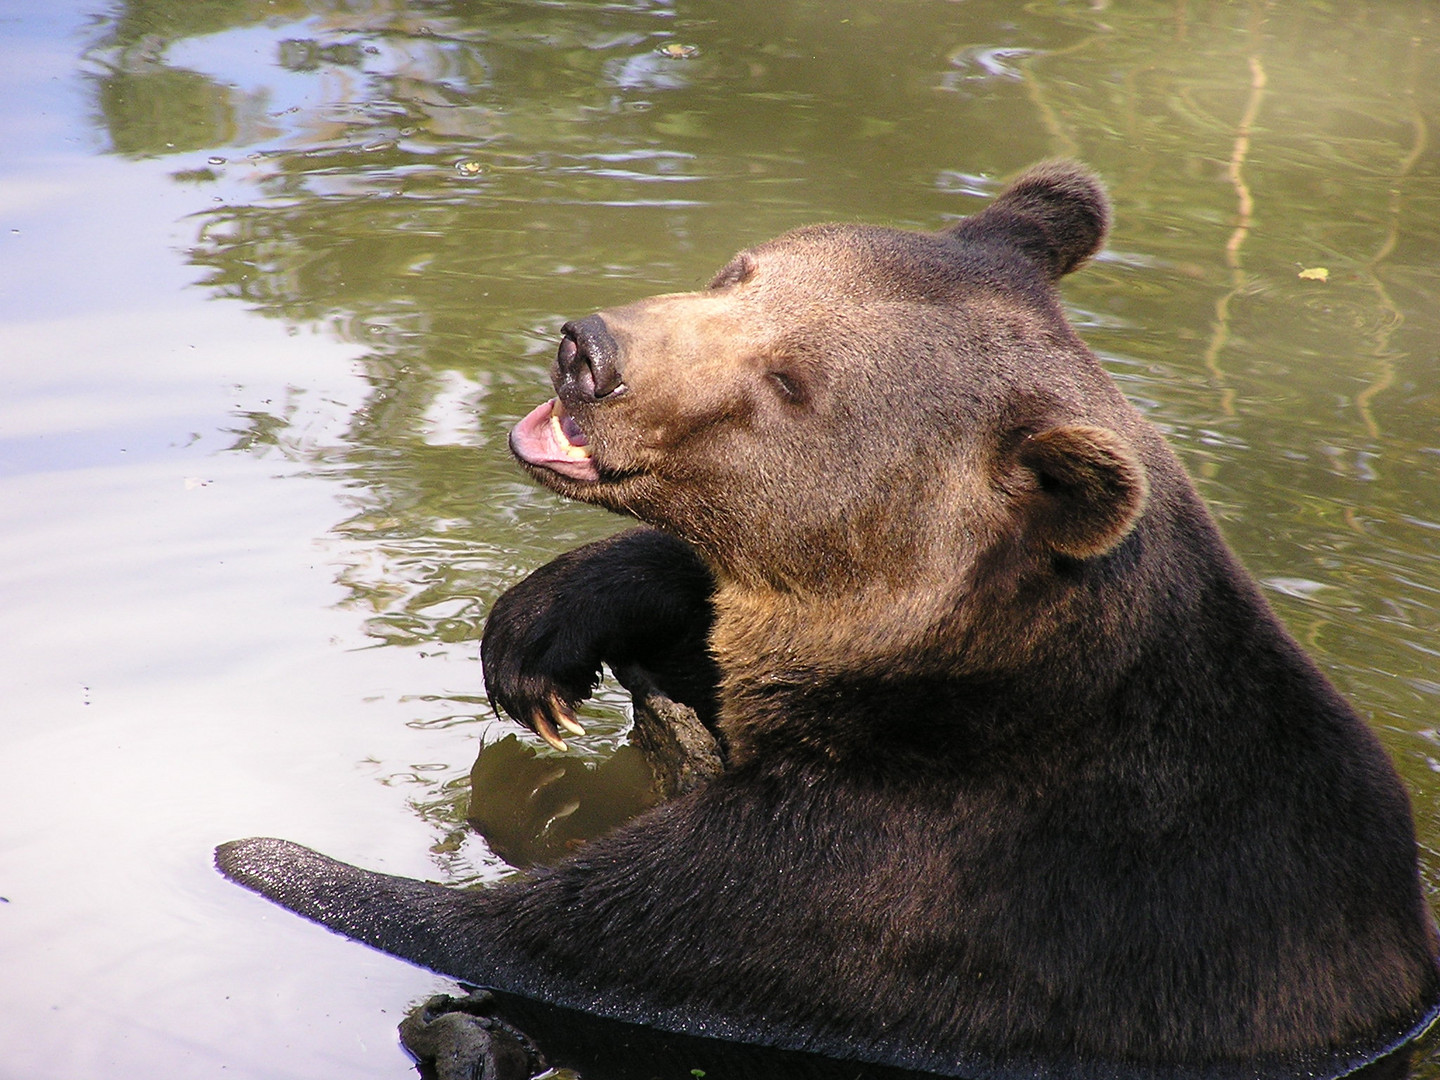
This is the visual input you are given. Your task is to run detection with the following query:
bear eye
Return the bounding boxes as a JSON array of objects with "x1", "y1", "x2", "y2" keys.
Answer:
[
  {"x1": 708, "y1": 252, "x2": 757, "y2": 290},
  {"x1": 767, "y1": 370, "x2": 806, "y2": 405}
]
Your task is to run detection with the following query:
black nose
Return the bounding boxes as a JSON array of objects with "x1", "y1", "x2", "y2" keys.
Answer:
[{"x1": 558, "y1": 315, "x2": 624, "y2": 400}]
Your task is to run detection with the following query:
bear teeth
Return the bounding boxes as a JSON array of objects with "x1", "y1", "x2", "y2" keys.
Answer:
[{"x1": 549, "y1": 401, "x2": 593, "y2": 460}]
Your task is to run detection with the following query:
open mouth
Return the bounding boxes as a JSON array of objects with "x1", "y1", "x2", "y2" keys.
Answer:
[{"x1": 510, "y1": 399, "x2": 601, "y2": 483}]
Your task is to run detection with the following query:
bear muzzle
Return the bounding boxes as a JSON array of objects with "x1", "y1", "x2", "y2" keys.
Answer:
[{"x1": 508, "y1": 315, "x2": 629, "y2": 485}]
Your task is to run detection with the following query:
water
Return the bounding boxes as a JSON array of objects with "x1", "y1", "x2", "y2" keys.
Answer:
[{"x1": 1, "y1": 1, "x2": 1438, "y2": 1077}]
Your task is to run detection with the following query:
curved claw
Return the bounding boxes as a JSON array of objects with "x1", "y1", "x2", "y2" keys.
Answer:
[
  {"x1": 527, "y1": 693, "x2": 585, "y2": 752},
  {"x1": 530, "y1": 707, "x2": 569, "y2": 753},
  {"x1": 552, "y1": 692, "x2": 586, "y2": 737}
]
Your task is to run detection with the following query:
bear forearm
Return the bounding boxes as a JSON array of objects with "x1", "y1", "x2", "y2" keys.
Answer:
[{"x1": 481, "y1": 527, "x2": 719, "y2": 736}]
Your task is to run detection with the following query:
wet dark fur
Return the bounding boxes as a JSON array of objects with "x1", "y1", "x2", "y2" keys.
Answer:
[{"x1": 218, "y1": 161, "x2": 1439, "y2": 1078}]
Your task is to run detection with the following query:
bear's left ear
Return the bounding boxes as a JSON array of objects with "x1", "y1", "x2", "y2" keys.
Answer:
[
  {"x1": 1015, "y1": 425, "x2": 1148, "y2": 559},
  {"x1": 948, "y1": 160, "x2": 1110, "y2": 281}
]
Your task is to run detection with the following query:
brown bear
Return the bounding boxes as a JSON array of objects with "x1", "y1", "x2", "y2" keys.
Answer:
[{"x1": 217, "y1": 161, "x2": 1440, "y2": 1079}]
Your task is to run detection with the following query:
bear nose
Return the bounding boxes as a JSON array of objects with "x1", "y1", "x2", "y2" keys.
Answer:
[{"x1": 558, "y1": 315, "x2": 625, "y2": 400}]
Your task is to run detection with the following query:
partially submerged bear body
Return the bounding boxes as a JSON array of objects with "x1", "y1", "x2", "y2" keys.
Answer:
[{"x1": 218, "y1": 162, "x2": 1439, "y2": 1078}]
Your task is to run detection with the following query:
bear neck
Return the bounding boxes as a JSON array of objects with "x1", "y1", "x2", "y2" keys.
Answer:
[{"x1": 707, "y1": 484, "x2": 1362, "y2": 783}]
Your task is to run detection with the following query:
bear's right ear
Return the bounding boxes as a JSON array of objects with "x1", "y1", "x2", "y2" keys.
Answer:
[
  {"x1": 947, "y1": 160, "x2": 1110, "y2": 280},
  {"x1": 1014, "y1": 424, "x2": 1148, "y2": 559}
]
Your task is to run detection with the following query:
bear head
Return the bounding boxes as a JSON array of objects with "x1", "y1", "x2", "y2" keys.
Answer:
[{"x1": 510, "y1": 161, "x2": 1193, "y2": 760}]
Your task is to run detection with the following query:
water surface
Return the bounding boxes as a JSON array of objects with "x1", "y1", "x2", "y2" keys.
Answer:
[{"x1": 2, "y1": 1, "x2": 1439, "y2": 1077}]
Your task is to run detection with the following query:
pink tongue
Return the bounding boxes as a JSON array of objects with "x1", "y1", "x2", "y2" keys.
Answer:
[{"x1": 509, "y1": 400, "x2": 600, "y2": 482}]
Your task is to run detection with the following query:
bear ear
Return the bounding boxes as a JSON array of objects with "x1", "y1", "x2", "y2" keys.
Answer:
[
  {"x1": 947, "y1": 160, "x2": 1110, "y2": 280},
  {"x1": 1014, "y1": 424, "x2": 1148, "y2": 559}
]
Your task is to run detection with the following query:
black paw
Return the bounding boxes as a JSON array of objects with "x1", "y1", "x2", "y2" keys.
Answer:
[
  {"x1": 481, "y1": 529, "x2": 719, "y2": 752},
  {"x1": 482, "y1": 553, "x2": 602, "y2": 751}
]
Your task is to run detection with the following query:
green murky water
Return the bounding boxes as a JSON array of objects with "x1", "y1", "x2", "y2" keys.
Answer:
[{"x1": 2, "y1": 1, "x2": 1439, "y2": 1076}]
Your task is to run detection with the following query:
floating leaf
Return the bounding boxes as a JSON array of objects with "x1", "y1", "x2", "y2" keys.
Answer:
[{"x1": 1298, "y1": 266, "x2": 1329, "y2": 282}]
